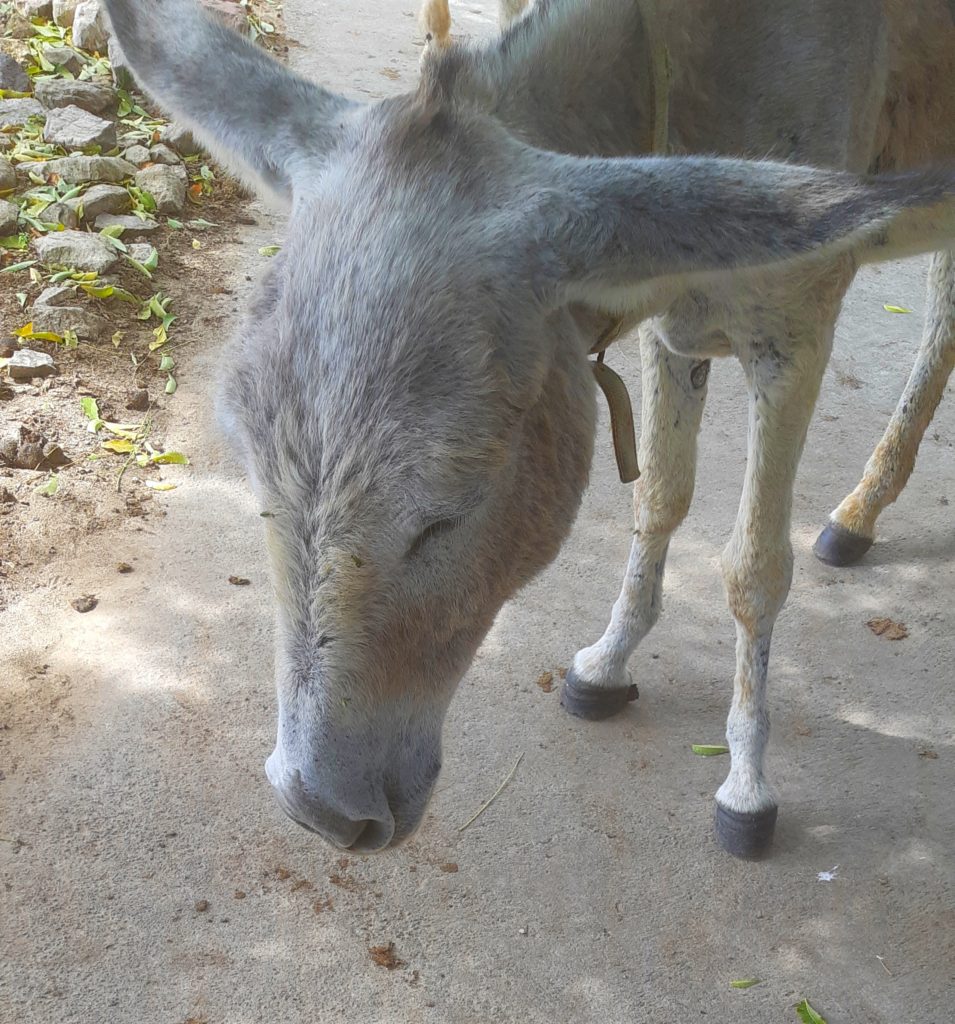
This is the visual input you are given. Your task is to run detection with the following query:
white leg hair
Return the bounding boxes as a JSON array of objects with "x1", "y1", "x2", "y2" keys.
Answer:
[
  {"x1": 715, "y1": 317, "x2": 837, "y2": 818},
  {"x1": 823, "y1": 250, "x2": 955, "y2": 551},
  {"x1": 570, "y1": 326, "x2": 710, "y2": 691}
]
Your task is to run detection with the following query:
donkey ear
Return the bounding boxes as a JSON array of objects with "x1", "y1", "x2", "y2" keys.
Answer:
[
  {"x1": 103, "y1": 0, "x2": 359, "y2": 201},
  {"x1": 531, "y1": 154, "x2": 955, "y2": 309}
]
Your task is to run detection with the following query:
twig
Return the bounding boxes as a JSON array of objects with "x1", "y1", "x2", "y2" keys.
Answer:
[
  {"x1": 876, "y1": 955, "x2": 892, "y2": 976},
  {"x1": 458, "y1": 752, "x2": 524, "y2": 832}
]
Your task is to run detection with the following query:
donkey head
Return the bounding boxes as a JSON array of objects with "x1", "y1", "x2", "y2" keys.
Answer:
[{"x1": 106, "y1": 0, "x2": 954, "y2": 850}]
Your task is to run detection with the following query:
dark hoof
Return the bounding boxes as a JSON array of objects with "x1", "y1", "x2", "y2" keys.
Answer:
[
  {"x1": 560, "y1": 669, "x2": 638, "y2": 721},
  {"x1": 813, "y1": 522, "x2": 873, "y2": 567},
  {"x1": 714, "y1": 802, "x2": 778, "y2": 859}
]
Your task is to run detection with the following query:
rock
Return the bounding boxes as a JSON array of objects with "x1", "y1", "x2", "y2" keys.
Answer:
[
  {"x1": 122, "y1": 144, "x2": 150, "y2": 165},
  {"x1": 73, "y1": 0, "x2": 109, "y2": 53},
  {"x1": 64, "y1": 183, "x2": 130, "y2": 220},
  {"x1": 0, "y1": 158, "x2": 16, "y2": 192},
  {"x1": 0, "y1": 98, "x2": 44, "y2": 126},
  {"x1": 107, "y1": 36, "x2": 135, "y2": 90},
  {"x1": 148, "y1": 144, "x2": 181, "y2": 166},
  {"x1": 135, "y1": 164, "x2": 186, "y2": 215},
  {"x1": 159, "y1": 123, "x2": 202, "y2": 157},
  {"x1": 39, "y1": 200, "x2": 80, "y2": 229},
  {"x1": 0, "y1": 198, "x2": 18, "y2": 235},
  {"x1": 71, "y1": 594, "x2": 98, "y2": 613},
  {"x1": 34, "y1": 230, "x2": 119, "y2": 273},
  {"x1": 127, "y1": 242, "x2": 155, "y2": 263},
  {"x1": 34, "y1": 77, "x2": 115, "y2": 117},
  {"x1": 27, "y1": 155, "x2": 136, "y2": 184},
  {"x1": 34, "y1": 284, "x2": 75, "y2": 307},
  {"x1": 5, "y1": 10, "x2": 34, "y2": 38},
  {"x1": 7, "y1": 350, "x2": 56, "y2": 381},
  {"x1": 14, "y1": 0, "x2": 53, "y2": 18},
  {"x1": 30, "y1": 304, "x2": 111, "y2": 340},
  {"x1": 0, "y1": 424, "x2": 68, "y2": 469},
  {"x1": 43, "y1": 104, "x2": 117, "y2": 151},
  {"x1": 0, "y1": 53, "x2": 30, "y2": 93},
  {"x1": 94, "y1": 213, "x2": 160, "y2": 236},
  {"x1": 52, "y1": 0, "x2": 80, "y2": 26},
  {"x1": 126, "y1": 388, "x2": 149, "y2": 411},
  {"x1": 42, "y1": 44, "x2": 85, "y2": 77}
]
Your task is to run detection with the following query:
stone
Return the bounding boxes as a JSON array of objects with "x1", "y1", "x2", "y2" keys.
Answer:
[
  {"x1": 0, "y1": 158, "x2": 15, "y2": 193},
  {"x1": 29, "y1": 304, "x2": 110, "y2": 340},
  {"x1": 94, "y1": 213, "x2": 160, "y2": 236},
  {"x1": 127, "y1": 242, "x2": 155, "y2": 264},
  {"x1": 34, "y1": 284, "x2": 75, "y2": 307},
  {"x1": 5, "y1": 10, "x2": 34, "y2": 38},
  {"x1": 14, "y1": 0, "x2": 53, "y2": 18},
  {"x1": 34, "y1": 230, "x2": 119, "y2": 273},
  {"x1": 159, "y1": 123, "x2": 202, "y2": 157},
  {"x1": 126, "y1": 388, "x2": 149, "y2": 411},
  {"x1": 7, "y1": 350, "x2": 56, "y2": 381},
  {"x1": 0, "y1": 198, "x2": 18, "y2": 235},
  {"x1": 72, "y1": 0, "x2": 109, "y2": 53},
  {"x1": 43, "y1": 104, "x2": 117, "y2": 151},
  {"x1": 148, "y1": 144, "x2": 181, "y2": 166},
  {"x1": 122, "y1": 144, "x2": 150, "y2": 165},
  {"x1": 0, "y1": 98, "x2": 44, "y2": 126},
  {"x1": 39, "y1": 200, "x2": 79, "y2": 229},
  {"x1": 34, "y1": 78, "x2": 114, "y2": 117},
  {"x1": 27, "y1": 155, "x2": 136, "y2": 184},
  {"x1": 0, "y1": 53, "x2": 30, "y2": 93},
  {"x1": 42, "y1": 45, "x2": 84, "y2": 77},
  {"x1": 135, "y1": 164, "x2": 186, "y2": 214},
  {"x1": 52, "y1": 0, "x2": 80, "y2": 27},
  {"x1": 108, "y1": 36, "x2": 135, "y2": 90},
  {"x1": 64, "y1": 183, "x2": 131, "y2": 220}
]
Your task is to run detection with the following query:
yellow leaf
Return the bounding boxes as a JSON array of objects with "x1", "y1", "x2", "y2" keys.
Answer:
[
  {"x1": 145, "y1": 480, "x2": 177, "y2": 491},
  {"x1": 883, "y1": 304, "x2": 912, "y2": 314},
  {"x1": 101, "y1": 439, "x2": 136, "y2": 453}
]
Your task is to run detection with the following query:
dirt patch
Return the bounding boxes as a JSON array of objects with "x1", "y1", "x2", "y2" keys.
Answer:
[{"x1": 369, "y1": 942, "x2": 406, "y2": 970}]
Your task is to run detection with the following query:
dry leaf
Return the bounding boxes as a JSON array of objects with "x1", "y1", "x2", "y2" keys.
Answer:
[{"x1": 866, "y1": 617, "x2": 908, "y2": 640}]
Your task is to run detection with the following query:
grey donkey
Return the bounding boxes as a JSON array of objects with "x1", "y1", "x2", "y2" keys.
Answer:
[{"x1": 104, "y1": 0, "x2": 955, "y2": 857}]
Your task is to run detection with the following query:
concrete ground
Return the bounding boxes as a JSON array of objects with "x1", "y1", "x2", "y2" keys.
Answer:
[{"x1": 3, "y1": 3, "x2": 954, "y2": 1022}]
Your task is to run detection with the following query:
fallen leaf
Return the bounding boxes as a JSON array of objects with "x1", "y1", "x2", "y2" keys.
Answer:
[
  {"x1": 228, "y1": 576, "x2": 251, "y2": 586},
  {"x1": 258, "y1": 244, "x2": 281, "y2": 257},
  {"x1": 35, "y1": 474, "x2": 59, "y2": 496},
  {"x1": 438, "y1": 863, "x2": 458, "y2": 873},
  {"x1": 145, "y1": 480, "x2": 177, "y2": 491},
  {"x1": 795, "y1": 999, "x2": 828, "y2": 1024},
  {"x1": 866, "y1": 617, "x2": 908, "y2": 640},
  {"x1": 691, "y1": 744, "x2": 730, "y2": 756},
  {"x1": 117, "y1": 562, "x2": 133, "y2": 574},
  {"x1": 535, "y1": 670, "x2": 554, "y2": 693},
  {"x1": 882, "y1": 304, "x2": 912, "y2": 314},
  {"x1": 730, "y1": 979, "x2": 762, "y2": 989},
  {"x1": 194, "y1": 899, "x2": 209, "y2": 912},
  {"x1": 369, "y1": 942, "x2": 406, "y2": 970}
]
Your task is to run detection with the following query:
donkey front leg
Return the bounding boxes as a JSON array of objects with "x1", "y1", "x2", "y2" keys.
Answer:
[
  {"x1": 715, "y1": 327, "x2": 833, "y2": 858},
  {"x1": 562, "y1": 326, "x2": 710, "y2": 718},
  {"x1": 815, "y1": 250, "x2": 955, "y2": 566}
]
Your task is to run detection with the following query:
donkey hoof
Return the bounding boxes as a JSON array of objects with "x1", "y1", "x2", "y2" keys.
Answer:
[
  {"x1": 714, "y1": 802, "x2": 778, "y2": 859},
  {"x1": 813, "y1": 522, "x2": 873, "y2": 567},
  {"x1": 560, "y1": 670, "x2": 638, "y2": 721}
]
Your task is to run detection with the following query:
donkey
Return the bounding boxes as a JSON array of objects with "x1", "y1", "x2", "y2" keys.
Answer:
[{"x1": 103, "y1": 0, "x2": 955, "y2": 858}]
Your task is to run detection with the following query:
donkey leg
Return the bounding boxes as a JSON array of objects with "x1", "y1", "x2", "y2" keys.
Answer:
[
  {"x1": 562, "y1": 326, "x2": 710, "y2": 720},
  {"x1": 714, "y1": 325, "x2": 834, "y2": 858},
  {"x1": 815, "y1": 250, "x2": 955, "y2": 566}
]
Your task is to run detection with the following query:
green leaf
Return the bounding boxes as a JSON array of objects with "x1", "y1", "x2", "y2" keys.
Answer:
[
  {"x1": 141, "y1": 246, "x2": 159, "y2": 271},
  {"x1": 0, "y1": 234, "x2": 29, "y2": 251},
  {"x1": 124, "y1": 255, "x2": 153, "y2": 278},
  {"x1": 36, "y1": 474, "x2": 59, "y2": 496},
  {"x1": 730, "y1": 979, "x2": 762, "y2": 990},
  {"x1": 1, "y1": 260, "x2": 38, "y2": 273},
  {"x1": 158, "y1": 354, "x2": 174, "y2": 371},
  {"x1": 166, "y1": 217, "x2": 183, "y2": 229},
  {"x1": 258, "y1": 244, "x2": 281, "y2": 257},
  {"x1": 882, "y1": 304, "x2": 912, "y2": 314},
  {"x1": 691, "y1": 744, "x2": 730, "y2": 756},
  {"x1": 16, "y1": 292, "x2": 27, "y2": 307},
  {"x1": 164, "y1": 373, "x2": 177, "y2": 395},
  {"x1": 63, "y1": 328, "x2": 78, "y2": 349},
  {"x1": 111, "y1": 330, "x2": 124, "y2": 348},
  {"x1": 150, "y1": 450, "x2": 188, "y2": 465},
  {"x1": 795, "y1": 1000, "x2": 827, "y2": 1024}
]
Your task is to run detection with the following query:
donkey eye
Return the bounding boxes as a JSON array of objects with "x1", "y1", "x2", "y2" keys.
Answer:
[{"x1": 406, "y1": 515, "x2": 467, "y2": 558}]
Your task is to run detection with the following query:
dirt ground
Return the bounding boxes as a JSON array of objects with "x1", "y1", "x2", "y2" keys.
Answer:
[{"x1": 2, "y1": 3, "x2": 953, "y2": 1023}]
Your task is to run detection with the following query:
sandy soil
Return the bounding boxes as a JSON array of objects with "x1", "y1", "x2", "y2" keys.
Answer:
[{"x1": 2, "y1": 3, "x2": 953, "y2": 1023}]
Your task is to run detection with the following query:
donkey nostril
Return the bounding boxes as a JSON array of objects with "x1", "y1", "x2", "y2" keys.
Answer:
[{"x1": 347, "y1": 816, "x2": 395, "y2": 853}]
